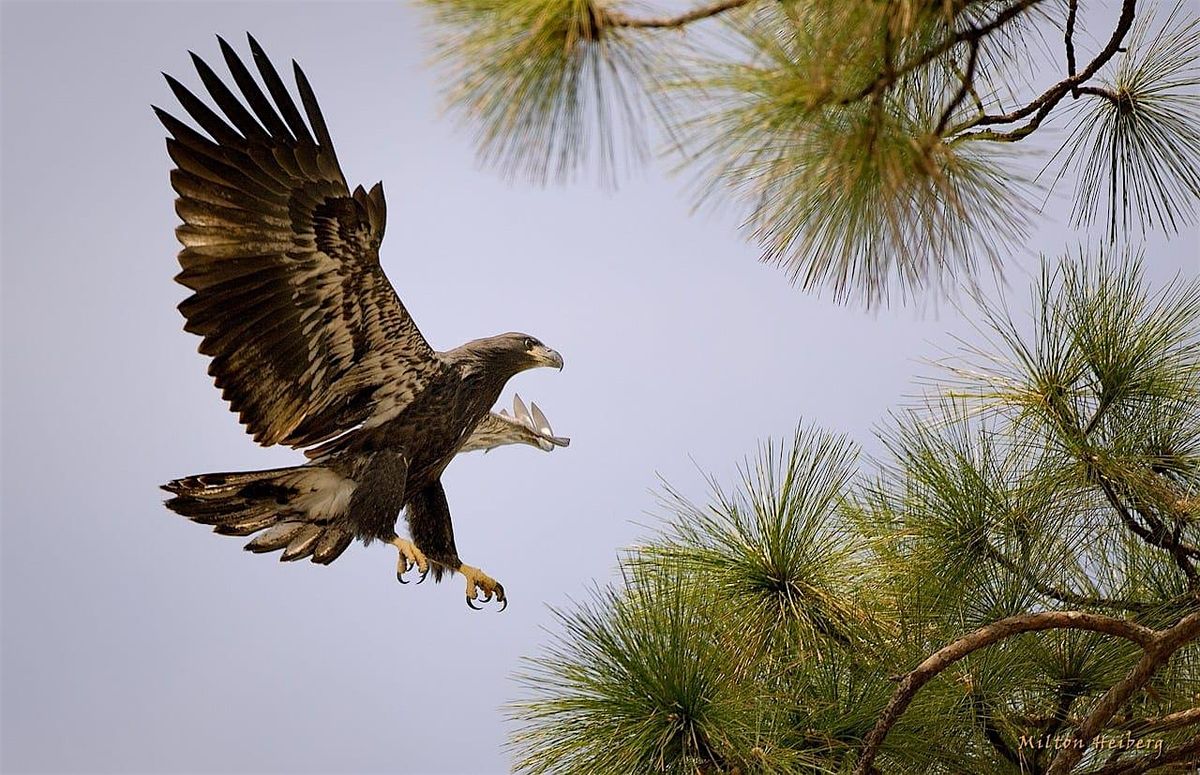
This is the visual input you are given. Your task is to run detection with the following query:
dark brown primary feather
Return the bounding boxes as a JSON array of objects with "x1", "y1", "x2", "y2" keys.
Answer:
[{"x1": 156, "y1": 34, "x2": 443, "y2": 448}]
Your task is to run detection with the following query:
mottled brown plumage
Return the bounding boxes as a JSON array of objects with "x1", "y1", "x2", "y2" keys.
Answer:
[{"x1": 159, "y1": 35, "x2": 566, "y2": 609}]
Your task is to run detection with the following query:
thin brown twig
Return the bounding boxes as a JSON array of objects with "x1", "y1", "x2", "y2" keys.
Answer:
[
  {"x1": 1039, "y1": 682, "x2": 1085, "y2": 770},
  {"x1": 1076, "y1": 85, "x2": 1123, "y2": 103},
  {"x1": 969, "y1": 690, "x2": 1024, "y2": 767},
  {"x1": 604, "y1": 0, "x2": 751, "y2": 29},
  {"x1": 1099, "y1": 478, "x2": 1200, "y2": 588},
  {"x1": 985, "y1": 543, "x2": 1149, "y2": 613},
  {"x1": 840, "y1": 0, "x2": 1046, "y2": 105},
  {"x1": 1066, "y1": 0, "x2": 1080, "y2": 95},
  {"x1": 936, "y1": 38, "x2": 981, "y2": 135}
]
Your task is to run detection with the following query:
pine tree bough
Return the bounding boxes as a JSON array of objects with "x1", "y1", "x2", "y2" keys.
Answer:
[
  {"x1": 1118, "y1": 707, "x2": 1200, "y2": 735},
  {"x1": 983, "y1": 542, "x2": 1151, "y2": 613},
  {"x1": 1098, "y1": 478, "x2": 1200, "y2": 590},
  {"x1": 422, "y1": 0, "x2": 1199, "y2": 305},
  {"x1": 603, "y1": 0, "x2": 751, "y2": 29},
  {"x1": 852, "y1": 612, "x2": 1200, "y2": 775},
  {"x1": 840, "y1": 0, "x2": 1047, "y2": 108},
  {"x1": 958, "y1": 0, "x2": 1139, "y2": 142},
  {"x1": 1011, "y1": 706, "x2": 1200, "y2": 736}
]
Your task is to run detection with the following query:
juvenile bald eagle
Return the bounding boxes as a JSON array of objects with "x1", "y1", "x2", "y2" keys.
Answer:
[{"x1": 157, "y1": 35, "x2": 568, "y2": 610}]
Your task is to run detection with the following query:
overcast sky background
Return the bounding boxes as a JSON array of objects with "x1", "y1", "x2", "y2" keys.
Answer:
[{"x1": 1, "y1": 2, "x2": 1196, "y2": 773}]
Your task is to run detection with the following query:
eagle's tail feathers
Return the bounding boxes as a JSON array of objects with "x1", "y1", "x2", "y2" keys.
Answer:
[{"x1": 163, "y1": 465, "x2": 356, "y2": 565}]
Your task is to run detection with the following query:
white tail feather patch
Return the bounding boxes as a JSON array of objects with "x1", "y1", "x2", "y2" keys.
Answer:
[{"x1": 279, "y1": 468, "x2": 356, "y2": 521}]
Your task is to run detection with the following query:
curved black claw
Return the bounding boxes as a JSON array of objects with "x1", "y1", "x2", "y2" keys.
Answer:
[
  {"x1": 416, "y1": 567, "x2": 429, "y2": 585},
  {"x1": 498, "y1": 597, "x2": 508, "y2": 612},
  {"x1": 396, "y1": 571, "x2": 409, "y2": 585},
  {"x1": 495, "y1": 584, "x2": 507, "y2": 612},
  {"x1": 466, "y1": 596, "x2": 482, "y2": 610}
]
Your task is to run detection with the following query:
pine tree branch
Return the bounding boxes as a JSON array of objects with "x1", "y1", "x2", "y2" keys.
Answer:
[
  {"x1": 1012, "y1": 706, "x2": 1200, "y2": 734},
  {"x1": 1098, "y1": 478, "x2": 1200, "y2": 589},
  {"x1": 935, "y1": 38, "x2": 981, "y2": 135},
  {"x1": 1065, "y1": 0, "x2": 1080, "y2": 95},
  {"x1": 1038, "y1": 683, "x2": 1085, "y2": 772},
  {"x1": 1075, "y1": 85, "x2": 1122, "y2": 103},
  {"x1": 1084, "y1": 734, "x2": 1200, "y2": 775},
  {"x1": 1046, "y1": 611, "x2": 1200, "y2": 775},
  {"x1": 604, "y1": 0, "x2": 752, "y2": 29},
  {"x1": 970, "y1": 690, "x2": 1024, "y2": 768},
  {"x1": 839, "y1": 0, "x2": 1046, "y2": 106},
  {"x1": 851, "y1": 612, "x2": 1158, "y2": 775},
  {"x1": 957, "y1": 0, "x2": 1138, "y2": 142},
  {"x1": 985, "y1": 543, "x2": 1150, "y2": 613},
  {"x1": 1026, "y1": 340, "x2": 1200, "y2": 589},
  {"x1": 949, "y1": 54, "x2": 987, "y2": 114},
  {"x1": 1084, "y1": 396, "x2": 1117, "y2": 438},
  {"x1": 1120, "y1": 706, "x2": 1200, "y2": 735}
]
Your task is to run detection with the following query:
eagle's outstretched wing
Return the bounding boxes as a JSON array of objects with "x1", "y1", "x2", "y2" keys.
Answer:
[
  {"x1": 459, "y1": 394, "x2": 571, "y2": 453},
  {"x1": 156, "y1": 35, "x2": 441, "y2": 448}
]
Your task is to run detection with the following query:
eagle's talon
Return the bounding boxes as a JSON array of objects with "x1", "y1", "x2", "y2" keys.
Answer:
[
  {"x1": 466, "y1": 596, "x2": 482, "y2": 610},
  {"x1": 390, "y1": 537, "x2": 428, "y2": 586},
  {"x1": 416, "y1": 567, "x2": 428, "y2": 585},
  {"x1": 459, "y1": 563, "x2": 505, "y2": 610}
]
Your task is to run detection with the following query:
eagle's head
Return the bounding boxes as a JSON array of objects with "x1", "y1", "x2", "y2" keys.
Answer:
[{"x1": 466, "y1": 332, "x2": 564, "y2": 376}]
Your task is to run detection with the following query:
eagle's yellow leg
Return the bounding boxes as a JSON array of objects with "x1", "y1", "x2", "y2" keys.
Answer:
[
  {"x1": 460, "y1": 563, "x2": 506, "y2": 611},
  {"x1": 391, "y1": 537, "x2": 429, "y2": 584}
]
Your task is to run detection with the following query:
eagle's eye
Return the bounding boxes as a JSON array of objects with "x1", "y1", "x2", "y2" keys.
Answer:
[{"x1": 523, "y1": 337, "x2": 536, "y2": 350}]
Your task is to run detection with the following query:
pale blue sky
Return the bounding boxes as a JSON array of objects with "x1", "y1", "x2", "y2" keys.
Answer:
[{"x1": 1, "y1": 2, "x2": 1196, "y2": 773}]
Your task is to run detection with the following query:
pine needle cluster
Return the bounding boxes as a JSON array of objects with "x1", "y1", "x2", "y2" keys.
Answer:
[
  {"x1": 419, "y1": 0, "x2": 662, "y2": 184},
  {"x1": 679, "y1": 3, "x2": 1033, "y2": 304},
  {"x1": 1052, "y1": 3, "x2": 1200, "y2": 243}
]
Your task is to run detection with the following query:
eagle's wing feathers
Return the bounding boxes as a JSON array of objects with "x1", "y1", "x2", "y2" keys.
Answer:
[{"x1": 159, "y1": 35, "x2": 439, "y2": 448}]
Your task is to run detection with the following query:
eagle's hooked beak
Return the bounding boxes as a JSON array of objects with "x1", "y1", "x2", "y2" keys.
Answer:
[{"x1": 534, "y1": 346, "x2": 564, "y2": 371}]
